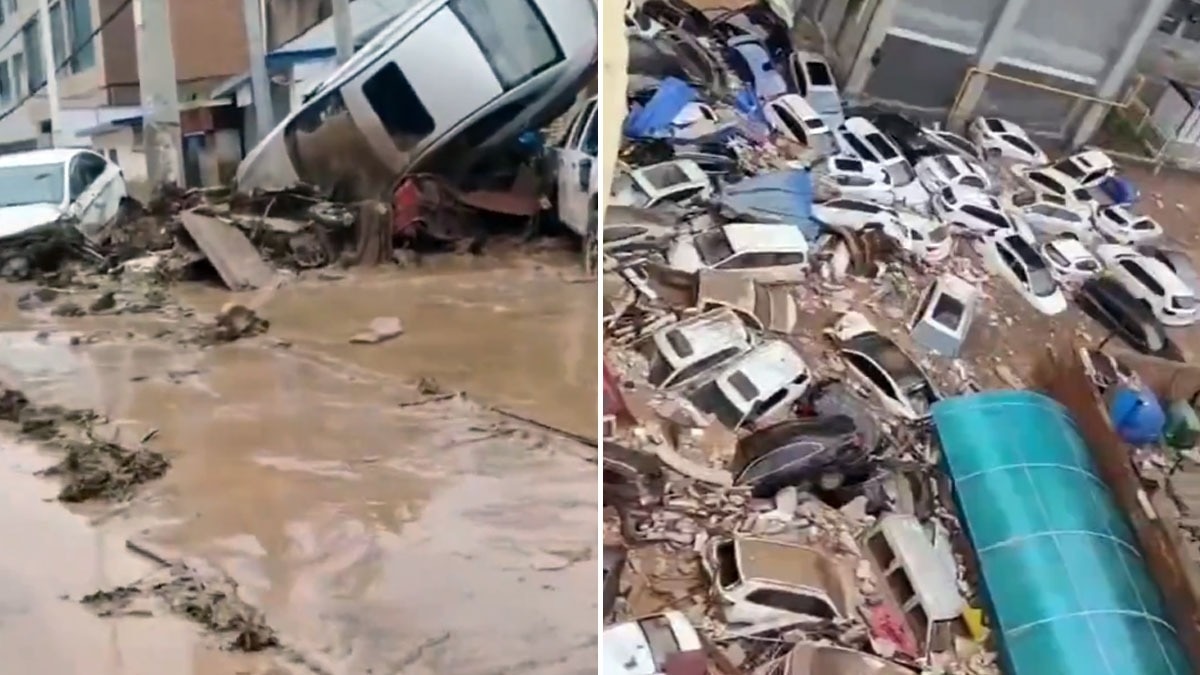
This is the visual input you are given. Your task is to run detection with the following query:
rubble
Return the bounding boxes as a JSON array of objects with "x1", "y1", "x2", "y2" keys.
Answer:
[
  {"x1": 0, "y1": 385, "x2": 168, "y2": 502},
  {"x1": 349, "y1": 316, "x2": 405, "y2": 344}
]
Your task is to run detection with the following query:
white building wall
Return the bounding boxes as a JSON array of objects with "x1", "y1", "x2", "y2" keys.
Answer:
[{"x1": 91, "y1": 125, "x2": 146, "y2": 181}]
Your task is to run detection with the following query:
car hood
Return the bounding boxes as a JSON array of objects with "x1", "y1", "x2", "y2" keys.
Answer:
[{"x1": 0, "y1": 203, "x2": 67, "y2": 238}]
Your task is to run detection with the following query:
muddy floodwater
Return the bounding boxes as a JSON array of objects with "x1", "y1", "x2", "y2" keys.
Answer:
[{"x1": 0, "y1": 250, "x2": 597, "y2": 674}]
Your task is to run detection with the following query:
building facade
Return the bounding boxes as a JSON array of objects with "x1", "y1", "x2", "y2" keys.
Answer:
[
  {"x1": 0, "y1": 0, "x2": 249, "y2": 151},
  {"x1": 805, "y1": 0, "x2": 1173, "y2": 147}
]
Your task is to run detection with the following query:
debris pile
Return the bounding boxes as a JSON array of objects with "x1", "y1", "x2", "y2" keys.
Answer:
[
  {"x1": 603, "y1": 1, "x2": 1200, "y2": 673},
  {"x1": 0, "y1": 385, "x2": 169, "y2": 502}
]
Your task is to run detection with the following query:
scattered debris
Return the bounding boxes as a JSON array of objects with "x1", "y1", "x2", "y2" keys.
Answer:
[{"x1": 0, "y1": 385, "x2": 168, "y2": 501}]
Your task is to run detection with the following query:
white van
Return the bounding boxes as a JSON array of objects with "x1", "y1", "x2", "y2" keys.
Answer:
[{"x1": 236, "y1": 0, "x2": 598, "y2": 197}]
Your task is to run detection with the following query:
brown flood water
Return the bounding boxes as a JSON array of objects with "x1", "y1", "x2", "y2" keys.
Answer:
[{"x1": 0, "y1": 252, "x2": 598, "y2": 674}]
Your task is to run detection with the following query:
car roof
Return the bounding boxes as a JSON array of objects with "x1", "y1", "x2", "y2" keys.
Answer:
[
  {"x1": 717, "y1": 339, "x2": 806, "y2": 390},
  {"x1": 769, "y1": 93, "x2": 820, "y2": 119},
  {"x1": 723, "y1": 223, "x2": 810, "y2": 254},
  {"x1": 663, "y1": 308, "x2": 748, "y2": 356},
  {"x1": 944, "y1": 184, "x2": 997, "y2": 207},
  {"x1": 1046, "y1": 238, "x2": 1094, "y2": 261},
  {"x1": 1085, "y1": 276, "x2": 1152, "y2": 311},
  {"x1": 1065, "y1": 149, "x2": 1114, "y2": 171},
  {"x1": 841, "y1": 116, "x2": 883, "y2": 137},
  {"x1": 0, "y1": 148, "x2": 88, "y2": 167},
  {"x1": 1137, "y1": 256, "x2": 1194, "y2": 295}
]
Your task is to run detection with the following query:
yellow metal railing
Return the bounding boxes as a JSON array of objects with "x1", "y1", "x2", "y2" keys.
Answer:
[{"x1": 948, "y1": 67, "x2": 1146, "y2": 126}]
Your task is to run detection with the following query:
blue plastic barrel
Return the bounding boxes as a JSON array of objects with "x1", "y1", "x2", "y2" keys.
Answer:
[{"x1": 1108, "y1": 386, "x2": 1165, "y2": 445}]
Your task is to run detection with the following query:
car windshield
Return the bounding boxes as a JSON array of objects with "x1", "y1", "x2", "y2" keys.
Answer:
[
  {"x1": 695, "y1": 228, "x2": 735, "y2": 265},
  {"x1": 1053, "y1": 158, "x2": 1086, "y2": 180},
  {"x1": 884, "y1": 160, "x2": 916, "y2": 186},
  {"x1": 0, "y1": 162, "x2": 65, "y2": 207},
  {"x1": 688, "y1": 380, "x2": 745, "y2": 429}
]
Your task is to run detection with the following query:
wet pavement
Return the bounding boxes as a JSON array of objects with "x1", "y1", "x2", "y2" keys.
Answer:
[{"x1": 0, "y1": 249, "x2": 597, "y2": 674}]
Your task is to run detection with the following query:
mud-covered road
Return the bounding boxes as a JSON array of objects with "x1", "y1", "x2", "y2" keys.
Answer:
[{"x1": 0, "y1": 247, "x2": 597, "y2": 674}]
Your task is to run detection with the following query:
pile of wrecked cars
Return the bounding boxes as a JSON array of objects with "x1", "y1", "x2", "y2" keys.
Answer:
[{"x1": 603, "y1": 2, "x2": 1200, "y2": 675}]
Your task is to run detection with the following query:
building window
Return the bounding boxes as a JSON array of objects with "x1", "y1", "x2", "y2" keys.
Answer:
[
  {"x1": 66, "y1": 0, "x2": 92, "y2": 72},
  {"x1": 22, "y1": 18, "x2": 43, "y2": 91},
  {"x1": 0, "y1": 61, "x2": 11, "y2": 104},
  {"x1": 49, "y1": 2, "x2": 66, "y2": 68},
  {"x1": 12, "y1": 52, "x2": 23, "y2": 98}
]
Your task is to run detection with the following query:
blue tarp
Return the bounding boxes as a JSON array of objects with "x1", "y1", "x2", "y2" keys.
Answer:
[
  {"x1": 624, "y1": 78, "x2": 698, "y2": 139},
  {"x1": 1101, "y1": 175, "x2": 1141, "y2": 206},
  {"x1": 932, "y1": 391, "x2": 1192, "y2": 675},
  {"x1": 718, "y1": 170, "x2": 819, "y2": 241}
]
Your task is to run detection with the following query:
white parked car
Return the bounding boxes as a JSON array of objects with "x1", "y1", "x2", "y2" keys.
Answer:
[
  {"x1": 933, "y1": 186, "x2": 1032, "y2": 239},
  {"x1": 667, "y1": 223, "x2": 810, "y2": 282},
  {"x1": 611, "y1": 160, "x2": 713, "y2": 209},
  {"x1": 0, "y1": 148, "x2": 128, "y2": 241},
  {"x1": 836, "y1": 117, "x2": 927, "y2": 209},
  {"x1": 1001, "y1": 191, "x2": 1096, "y2": 242},
  {"x1": 975, "y1": 233, "x2": 1067, "y2": 315},
  {"x1": 684, "y1": 340, "x2": 813, "y2": 431},
  {"x1": 894, "y1": 211, "x2": 953, "y2": 263},
  {"x1": 968, "y1": 117, "x2": 1048, "y2": 164},
  {"x1": 764, "y1": 94, "x2": 837, "y2": 155},
  {"x1": 829, "y1": 312, "x2": 941, "y2": 421},
  {"x1": 602, "y1": 611, "x2": 702, "y2": 675},
  {"x1": 814, "y1": 156, "x2": 894, "y2": 205},
  {"x1": 1011, "y1": 165, "x2": 1101, "y2": 220},
  {"x1": 1046, "y1": 150, "x2": 1116, "y2": 189},
  {"x1": 920, "y1": 128, "x2": 983, "y2": 162},
  {"x1": 914, "y1": 154, "x2": 991, "y2": 196},
  {"x1": 812, "y1": 197, "x2": 897, "y2": 230},
  {"x1": 1094, "y1": 205, "x2": 1163, "y2": 244},
  {"x1": 1097, "y1": 244, "x2": 1198, "y2": 326},
  {"x1": 786, "y1": 51, "x2": 844, "y2": 130},
  {"x1": 647, "y1": 308, "x2": 754, "y2": 391},
  {"x1": 1041, "y1": 238, "x2": 1102, "y2": 285}
]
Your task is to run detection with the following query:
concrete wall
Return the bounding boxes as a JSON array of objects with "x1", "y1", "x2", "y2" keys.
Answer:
[{"x1": 91, "y1": 124, "x2": 147, "y2": 181}]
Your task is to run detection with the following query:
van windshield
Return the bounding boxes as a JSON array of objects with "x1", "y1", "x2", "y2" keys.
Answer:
[{"x1": 451, "y1": 0, "x2": 563, "y2": 90}]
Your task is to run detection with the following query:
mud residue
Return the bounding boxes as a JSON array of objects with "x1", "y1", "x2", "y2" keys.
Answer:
[
  {"x1": 0, "y1": 386, "x2": 169, "y2": 501},
  {"x1": 83, "y1": 568, "x2": 279, "y2": 653}
]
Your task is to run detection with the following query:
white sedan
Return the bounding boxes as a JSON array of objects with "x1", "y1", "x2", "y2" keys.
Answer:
[
  {"x1": 1094, "y1": 205, "x2": 1163, "y2": 244},
  {"x1": 1041, "y1": 238, "x2": 1101, "y2": 285},
  {"x1": 0, "y1": 148, "x2": 128, "y2": 240},
  {"x1": 914, "y1": 154, "x2": 991, "y2": 196},
  {"x1": 968, "y1": 117, "x2": 1048, "y2": 164},
  {"x1": 812, "y1": 198, "x2": 898, "y2": 230},
  {"x1": 814, "y1": 156, "x2": 895, "y2": 205},
  {"x1": 975, "y1": 233, "x2": 1067, "y2": 315},
  {"x1": 1001, "y1": 191, "x2": 1096, "y2": 242},
  {"x1": 933, "y1": 186, "x2": 1034, "y2": 240},
  {"x1": 1097, "y1": 244, "x2": 1198, "y2": 326},
  {"x1": 894, "y1": 211, "x2": 953, "y2": 263}
]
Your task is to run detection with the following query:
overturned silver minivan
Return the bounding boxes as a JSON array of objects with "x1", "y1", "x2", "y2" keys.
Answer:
[{"x1": 236, "y1": 0, "x2": 598, "y2": 199}]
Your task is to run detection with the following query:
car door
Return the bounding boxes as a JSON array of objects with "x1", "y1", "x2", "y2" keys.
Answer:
[
  {"x1": 556, "y1": 98, "x2": 597, "y2": 236},
  {"x1": 69, "y1": 152, "x2": 122, "y2": 237}
]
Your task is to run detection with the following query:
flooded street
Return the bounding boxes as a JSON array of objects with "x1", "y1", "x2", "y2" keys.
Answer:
[{"x1": 0, "y1": 250, "x2": 597, "y2": 674}]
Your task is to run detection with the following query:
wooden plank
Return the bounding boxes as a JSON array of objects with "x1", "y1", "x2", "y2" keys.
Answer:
[{"x1": 178, "y1": 210, "x2": 275, "y2": 291}]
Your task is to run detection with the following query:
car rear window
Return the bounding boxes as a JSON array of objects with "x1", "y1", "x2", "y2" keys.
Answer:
[
  {"x1": 929, "y1": 294, "x2": 965, "y2": 330},
  {"x1": 960, "y1": 176, "x2": 985, "y2": 189},
  {"x1": 1003, "y1": 133, "x2": 1039, "y2": 156},
  {"x1": 984, "y1": 118, "x2": 1006, "y2": 133},
  {"x1": 362, "y1": 64, "x2": 436, "y2": 151},
  {"x1": 1172, "y1": 295, "x2": 1197, "y2": 311},
  {"x1": 806, "y1": 60, "x2": 833, "y2": 86}
]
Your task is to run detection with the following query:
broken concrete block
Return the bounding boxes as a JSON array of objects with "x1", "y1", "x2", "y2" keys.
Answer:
[{"x1": 350, "y1": 316, "x2": 405, "y2": 344}]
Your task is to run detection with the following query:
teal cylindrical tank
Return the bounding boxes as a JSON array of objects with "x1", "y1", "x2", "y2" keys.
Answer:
[{"x1": 933, "y1": 390, "x2": 1192, "y2": 675}]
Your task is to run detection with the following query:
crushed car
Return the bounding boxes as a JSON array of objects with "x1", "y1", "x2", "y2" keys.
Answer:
[{"x1": 828, "y1": 312, "x2": 941, "y2": 422}]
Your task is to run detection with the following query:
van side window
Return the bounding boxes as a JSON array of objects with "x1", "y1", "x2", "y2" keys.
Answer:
[
  {"x1": 744, "y1": 588, "x2": 837, "y2": 619},
  {"x1": 362, "y1": 63, "x2": 435, "y2": 151},
  {"x1": 451, "y1": 0, "x2": 563, "y2": 90}
]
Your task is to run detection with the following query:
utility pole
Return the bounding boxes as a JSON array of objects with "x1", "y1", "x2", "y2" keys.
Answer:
[
  {"x1": 242, "y1": 0, "x2": 274, "y2": 143},
  {"x1": 332, "y1": 0, "x2": 353, "y2": 64},
  {"x1": 132, "y1": 0, "x2": 184, "y2": 187},
  {"x1": 36, "y1": 0, "x2": 62, "y2": 147}
]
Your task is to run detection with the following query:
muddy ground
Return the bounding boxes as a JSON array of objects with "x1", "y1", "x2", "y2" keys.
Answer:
[{"x1": 0, "y1": 241, "x2": 597, "y2": 674}]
